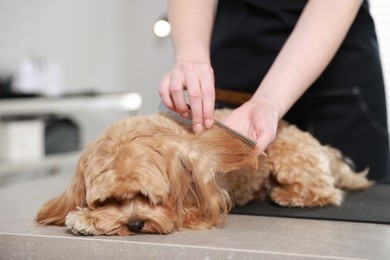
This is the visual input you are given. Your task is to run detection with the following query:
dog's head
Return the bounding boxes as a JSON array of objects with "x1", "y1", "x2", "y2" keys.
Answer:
[{"x1": 66, "y1": 115, "x2": 258, "y2": 235}]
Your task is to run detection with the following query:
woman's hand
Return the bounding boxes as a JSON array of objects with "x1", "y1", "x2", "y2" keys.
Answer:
[
  {"x1": 159, "y1": 61, "x2": 215, "y2": 133},
  {"x1": 222, "y1": 100, "x2": 279, "y2": 152},
  {"x1": 159, "y1": 0, "x2": 218, "y2": 133}
]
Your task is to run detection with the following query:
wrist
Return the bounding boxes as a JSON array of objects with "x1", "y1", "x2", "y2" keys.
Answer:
[
  {"x1": 175, "y1": 46, "x2": 210, "y2": 65},
  {"x1": 175, "y1": 54, "x2": 210, "y2": 65},
  {"x1": 249, "y1": 90, "x2": 285, "y2": 120}
]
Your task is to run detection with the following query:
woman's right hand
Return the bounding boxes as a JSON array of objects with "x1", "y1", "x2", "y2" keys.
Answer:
[
  {"x1": 161, "y1": 0, "x2": 217, "y2": 133},
  {"x1": 159, "y1": 61, "x2": 216, "y2": 133}
]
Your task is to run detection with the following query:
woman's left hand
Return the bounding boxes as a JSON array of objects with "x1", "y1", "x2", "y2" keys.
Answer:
[{"x1": 222, "y1": 99, "x2": 279, "y2": 153}]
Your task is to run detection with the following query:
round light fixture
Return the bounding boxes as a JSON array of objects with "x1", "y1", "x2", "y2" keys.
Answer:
[{"x1": 153, "y1": 19, "x2": 171, "y2": 38}]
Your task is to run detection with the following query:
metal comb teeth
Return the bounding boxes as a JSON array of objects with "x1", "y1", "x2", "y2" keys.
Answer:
[{"x1": 214, "y1": 120, "x2": 257, "y2": 147}]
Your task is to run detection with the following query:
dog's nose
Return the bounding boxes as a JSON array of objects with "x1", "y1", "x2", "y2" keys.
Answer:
[{"x1": 127, "y1": 220, "x2": 145, "y2": 232}]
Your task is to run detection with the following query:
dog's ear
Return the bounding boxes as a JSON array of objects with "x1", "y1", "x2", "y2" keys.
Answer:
[
  {"x1": 195, "y1": 126, "x2": 259, "y2": 172},
  {"x1": 36, "y1": 146, "x2": 89, "y2": 225},
  {"x1": 170, "y1": 126, "x2": 258, "y2": 229}
]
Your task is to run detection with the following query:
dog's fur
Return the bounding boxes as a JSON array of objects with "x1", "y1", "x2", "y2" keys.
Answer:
[{"x1": 36, "y1": 109, "x2": 373, "y2": 235}]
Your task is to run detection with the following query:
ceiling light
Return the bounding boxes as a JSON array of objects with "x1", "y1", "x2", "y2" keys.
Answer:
[{"x1": 153, "y1": 19, "x2": 171, "y2": 38}]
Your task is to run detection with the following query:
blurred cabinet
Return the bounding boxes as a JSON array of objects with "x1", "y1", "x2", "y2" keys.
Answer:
[{"x1": 0, "y1": 93, "x2": 142, "y2": 176}]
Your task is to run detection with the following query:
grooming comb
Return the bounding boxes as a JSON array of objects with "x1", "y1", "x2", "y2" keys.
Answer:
[{"x1": 158, "y1": 102, "x2": 257, "y2": 149}]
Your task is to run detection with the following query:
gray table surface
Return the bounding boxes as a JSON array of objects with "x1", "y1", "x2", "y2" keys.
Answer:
[{"x1": 1, "y1": 168, "x2": 389, "y2": 260}]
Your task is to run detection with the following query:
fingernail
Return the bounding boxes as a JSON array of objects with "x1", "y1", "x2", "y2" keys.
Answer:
[
  {"x1": 205, "y1": 119, "x2": 213, "y2": 129},
  {"x1": 194, "y1": 124, "x2": 204, "y2": 133},
  {"x1": 181, "y1": 112, "x2": 189, "y2": 118}
]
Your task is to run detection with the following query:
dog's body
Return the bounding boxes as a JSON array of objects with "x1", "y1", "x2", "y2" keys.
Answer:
[{"x1": 36, "y1": 109, "x2": 372, "y2": 235}]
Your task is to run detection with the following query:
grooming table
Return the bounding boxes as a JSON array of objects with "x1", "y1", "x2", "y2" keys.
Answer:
[
  {"x1": 231, "y1": 185, "x2": 390, "y2": 224},
  {"x1": 1, "y1": 169, "x2": 390, "y2": 259}
]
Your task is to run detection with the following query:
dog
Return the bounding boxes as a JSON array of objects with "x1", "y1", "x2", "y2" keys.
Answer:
[{"x1": 35, "y1": 109, "x2": 373, "y2": 235}]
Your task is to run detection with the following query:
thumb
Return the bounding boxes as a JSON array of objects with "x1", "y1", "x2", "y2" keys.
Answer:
[{"x1": 254, "y1": 128, "x2": 276, "y2": 153}]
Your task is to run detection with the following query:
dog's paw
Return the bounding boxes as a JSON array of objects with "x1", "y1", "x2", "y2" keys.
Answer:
[
  {"x1": 65, "y1": 208, "x2": 98, "y2": 236},
  {"x1": 270, "y1": 187, "x2": 344, "y2": 207}
]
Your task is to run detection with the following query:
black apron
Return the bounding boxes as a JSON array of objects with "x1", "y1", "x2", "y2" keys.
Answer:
[{"x1": 211, "y1": 0, "x2": 390, "y2": 183}]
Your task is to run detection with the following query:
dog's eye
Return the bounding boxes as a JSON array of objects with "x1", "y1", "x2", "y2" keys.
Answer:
[{"x1": 127, "y1": 220, "x2": 145, "y2": 232}]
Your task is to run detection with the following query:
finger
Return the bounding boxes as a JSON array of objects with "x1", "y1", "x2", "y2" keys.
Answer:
[
  {"x1": 170, "y1": 69, "x2": 189, "y2": 117},
  {"x1": 199, "y1": 64, "x2": 215, "y2": 129},
  {"x1": 184, "y1": 67, "x2": 204, "y2": 133},
  {"x1": 255, "y1": 128, "x2": 276, "y2": 152},
  {"x1": 159, "y1": 73, "x2": 175, "y2": 110}
]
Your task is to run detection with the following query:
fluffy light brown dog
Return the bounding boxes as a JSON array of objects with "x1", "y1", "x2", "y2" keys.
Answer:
[{"x1": 36, "y1": 109, "x2": 372, "y2": 235}]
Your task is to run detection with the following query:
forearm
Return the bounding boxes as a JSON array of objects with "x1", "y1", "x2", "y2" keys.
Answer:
[
  {"x1": 251, "y1": 0, "x2": 363, "y2": 119},
  {"x1": 168, "y1": 0, "x2": 217, "y2": 64}
]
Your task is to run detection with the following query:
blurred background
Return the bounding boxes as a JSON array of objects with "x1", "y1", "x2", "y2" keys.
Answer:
[
  {"x1": 0, "y1": 0, "x2": 389, "y2": 183},
  {"x1": 0, "y1": 0, "x2": 173, "y2": 115},
  {"x1": 0, "y1": 0, "x2": 389, "y2": 114}
]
